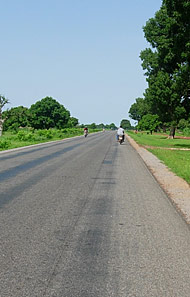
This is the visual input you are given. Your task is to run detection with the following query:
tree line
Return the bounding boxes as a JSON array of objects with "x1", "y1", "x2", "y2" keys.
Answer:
[
  {"x1": 129, "y1": 0, "x2": 190, "y2": 137},
  {"x1": 0, "y1": 95, "x2": 129, "y2": 134},
  {"x1": 1, "y1": 96, "x2": 79, "y2": 133},
  {"x1": 83, "y1": 120, "x2": 132, "y2": 131}
]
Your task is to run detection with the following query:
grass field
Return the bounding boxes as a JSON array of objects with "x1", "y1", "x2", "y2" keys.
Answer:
[
  {"x1": 127, "y1": 131, "x2": 190, "y2": 149},
  {"x1": 127, "y1": 131, "x2": 190, "y2": 184},
  {"x1": 0, "y1": 128, "x2": 101, "y2": 151}
]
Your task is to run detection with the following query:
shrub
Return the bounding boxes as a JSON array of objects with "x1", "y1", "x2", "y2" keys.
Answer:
[
  {"x1": 45, "y1": 130, "x2": 53, "y2": 139},
  {"x1": 17, "y1": 131, "x2": 35, "y2": 141},
  {"x1": 36, "y1": 129, "x2": 45, "y2": 136},
  {"x1": 0, "y1": 139, "x2": 10, "y2": 149},
  {"x1": 24, "y1": 133, "x2": 35, "y2": 141},
  {"x1": 17, "y1": 131, "x2": 26, "y2": 141},
  {"x1": 178, "y1": 119, "x2": 189, "y2": 130},
  {"x1": 61, "y1": 129, "x2": 68, "y2": 134},
  {"x1": 183, "y1": 127, "x2": 190, "y2": 137}
]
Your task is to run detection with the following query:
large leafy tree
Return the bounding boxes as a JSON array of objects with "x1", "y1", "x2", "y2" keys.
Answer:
[
  {"x1": 68, "y1": 117, "x2": 79, "y2": 127},
  {"x1": 29, "y1": 97, "x2": 70, "y2": 129},
  {"x1": 3, "y1": 106, "x2": 30, "y2": 131},
  {"x1": 109, "y1": 123, "x2": 117, "y2": 130},
  {"x1": 138, "y1": 114, "x2": 161, "y2": 134},
  {"x1": 164, "y1": 0, "x2": 190, "y2": 118},
  {"x1": 143, "y1": 71, "x2": 186, "y2": 124},
  {"x1": 0, "y1": 95, "x2": 9, "y2": 136},
  {"x1": 140, "y1": 0, "x2": 190, "y2": 137},
  {"x1": 89, "y1": 123, "x2": 97, "y2": 129},
  {"x1": 96, "y1": 123, "x2": 105, "y2": 129},
  {"x1": 129, "y1": 97, "x2": 150, "y2": 123},
  {"x1": 120, "y1": 119, "x2": 132, "y2": 130}
]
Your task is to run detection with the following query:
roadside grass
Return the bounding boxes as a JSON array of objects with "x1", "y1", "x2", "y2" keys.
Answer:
[
  {"x1": 127, "y1": 130, "x2": 190, "y2": 149},
  {"x1": 0, "y1": 128, "x2": 101, "y2": 151},
  {"x1": 127, "y1": 131, "x2": 190, "y2": 184},
  {"x1": 148, "y1": 149, "x2": 190, "y2": 184}
]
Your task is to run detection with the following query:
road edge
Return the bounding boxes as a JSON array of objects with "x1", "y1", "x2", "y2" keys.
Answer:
[{"x1": 126, "y1": 133, "x2": 190, "y2": 225}]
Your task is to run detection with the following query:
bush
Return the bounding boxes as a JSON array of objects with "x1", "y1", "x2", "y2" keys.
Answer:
[
  {"x1": 183, "y1": 127, "x2": 190, "y2": 137},
  {"x1": 45, "y1": 130, "x2": 53, "y2": 139},
  {"x1": 36, "y1": 129, "x2": 45, "y2": 136},
  {"x1": 178, "y1": 119, "x2": 189, "y2": 130},
  {"x1": 0, "y1": 139, "x2": 10, "y2": 149},
  {"x1": 24, "y1": 133, "x2": 35, "y2": 141},
  {"x1": 17, "y1": 131, "x2": 26, "y2": 141},
  {"x1": 17, "y1": 131, "x2": 35, "y2": 141},
  {"x1": 9, "y1": 123, "x2": 20, "y2": 132}
]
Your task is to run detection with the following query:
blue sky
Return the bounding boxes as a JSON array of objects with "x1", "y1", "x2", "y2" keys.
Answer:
[{"x1": 0, "y1": 0, "x2": 162, "y2": 126}]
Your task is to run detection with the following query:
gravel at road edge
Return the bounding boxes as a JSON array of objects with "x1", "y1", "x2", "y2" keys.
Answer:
[{"x1": 126, "y1": 134, "x2": 190, "y2": 224}]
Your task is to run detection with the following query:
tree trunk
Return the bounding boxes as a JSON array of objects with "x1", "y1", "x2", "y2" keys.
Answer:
[
  {"x1": 0, "y1": 113, "x2": 5, "y2": 137},
  {"x1": 168, "y1": 126, "x2": 175, "y2": 139},
  {"x1": 0, "y1": 114, "x2": 3, "y2": 137}
]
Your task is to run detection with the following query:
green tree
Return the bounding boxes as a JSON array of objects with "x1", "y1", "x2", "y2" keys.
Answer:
[
  {"x1": 140, "y1": 1, "x2": 190, "y2": 137},
  {"x1": 165, "y1": 0, "x2": 190, "y2": 120},
  {"x1": 138, "y1": 114, "x2": 161, "y2": 134},
  {"x1": 68, "y1": 117, "x2": 79, "y2": 127},
  {"x1": 29, "y1": 97, "x2": 70, "y2": 129},
  {"x1": 0, "y1": 95, "x2": 9, "y2": 136},
  {"x1": 143, "y1": 71, "x2": 186, "y2": 129},
  {"x1": 3, "y1": 106, "x2": 30, "y2": 131},
  {"x1": 97, "y1": 123, "x2": 105, "y2": 129},
  {"x1": 89, "y1": 123, "x2": 97, "y2": 129},
  {"x1": 178, "y1": 119, "x2": 190, "y2": 131},
  {"x1": 120, "y1": 119, "x2": 132, "y2": 130},
  {"x1": 129, "y1": 97, "x2": 150, "y2": 123},
  {"x1": 109, "y1": 123, "x2": 117, "y2": 130}
]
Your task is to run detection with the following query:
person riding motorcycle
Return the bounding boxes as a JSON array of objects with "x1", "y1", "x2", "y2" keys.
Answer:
[
  {"x1": 84, "y1": 127, "x2": 88, "y2": 137},
  {"x1": 117, "y1": 126, "x2": 125, "y2": 142}
]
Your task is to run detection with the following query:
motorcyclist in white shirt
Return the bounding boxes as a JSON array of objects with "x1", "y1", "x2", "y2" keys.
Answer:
[{"x1": 117, "y1": 126, "x2": 125, "y2": 142}]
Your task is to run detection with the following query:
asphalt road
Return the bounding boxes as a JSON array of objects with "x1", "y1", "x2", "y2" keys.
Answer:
[{"x1": 1, "y1": 131, "x2": 190, "y2": 297}]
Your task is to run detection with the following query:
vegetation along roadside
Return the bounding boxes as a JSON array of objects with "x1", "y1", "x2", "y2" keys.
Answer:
[
  {"x1": 127, "y1": 131, "x2": 190, "y2": 185},
  {"x1": 0, "y1": 128, "x2": 101, "y2": 151}
]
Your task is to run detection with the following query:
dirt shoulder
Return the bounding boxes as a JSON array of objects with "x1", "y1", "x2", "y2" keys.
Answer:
[{"x1": 126, "y1": 134, "x2": 190, "y2": 225}]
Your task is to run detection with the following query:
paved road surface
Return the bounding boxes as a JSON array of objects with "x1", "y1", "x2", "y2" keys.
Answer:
[{"x1": 1, "y1": 131, "x2": 190, "y2": 297}]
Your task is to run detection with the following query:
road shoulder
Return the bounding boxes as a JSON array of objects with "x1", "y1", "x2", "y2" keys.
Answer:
[{"x1": 126, "y1": 134, "x2": 190, "y2": 224}]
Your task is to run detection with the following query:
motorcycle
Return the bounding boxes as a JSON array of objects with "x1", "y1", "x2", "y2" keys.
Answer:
[
  {"x1": 118, "y1": 135, "x2": 124, "y2": 144},
  {"x1": 84, "y1": 130, "x2": 88, "y2": 137}
]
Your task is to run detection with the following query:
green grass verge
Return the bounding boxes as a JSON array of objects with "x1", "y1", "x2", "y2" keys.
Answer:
[
  {"x1": 148, "y1": 149, "x2": 190, "y2": 184},
  {"x1": 127, "y1": 131, "x2": 190, "y2": 184},
  {"x1": 127, "y1": 131, "x2": 190, "y2": 149}
]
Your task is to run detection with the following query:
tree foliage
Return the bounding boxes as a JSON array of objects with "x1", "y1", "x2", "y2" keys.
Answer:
[
  {"x1": 68, "y1": 117, "x2": 79, "y2": 127},
  {"x1": 89, "y1": 123, "x2": 97, "y2": 129},
  {"x1": 138, "y1": 114, "x2": 161, "y2": 134},
  {"x1": 134, "y1": 0, "x2": 190, "y2": 137},
  {"x1": 3, "y1": 106, "x2": 30, "y2": 131},
  {"x1": 29, "y1": 97, "x2": 70, "y2": 129},
  {"x1": 129, "y1": 97, "x2": 150, "y2": 123},
  {"x1": 96, "y1": 123, "x2": 105, "y2": 129},
  {"x1": 120, "y1": 119, "x2": 132, "y2": 130},
  {"x1": 109, "y1": 123, "x2": 117, "y2": 130}
]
